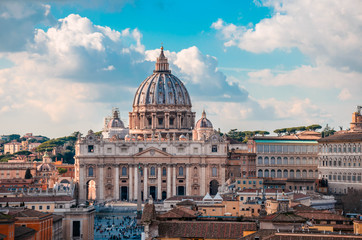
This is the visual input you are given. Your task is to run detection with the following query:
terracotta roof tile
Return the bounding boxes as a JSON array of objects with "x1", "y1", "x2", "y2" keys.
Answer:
[
  {"x1": 318, "y1": 132, "x2": 362, "y2": 142},
  {"x1": 14, "y1": 226, "x2": 36, "y2": 239},
  {"x1": 158, "y1": 206, "x2": 197, "y2": 219},
  {"x1": 158, "y1": 221, "x2": 257, "y2": 239}
]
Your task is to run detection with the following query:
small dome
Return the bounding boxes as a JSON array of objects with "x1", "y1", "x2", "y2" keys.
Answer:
[
  {"x1": 107, "y1": 109, "x2": 125, "y2": 129},
  {"x1": 179, "y1": 135, "x2": 187, "y2": 141},
  {"x1": 195, "y1": 110, "x2": 213, "y2": 129},
  {"x1": 37, "y1": 163, "x2": 56, "y2": 172}
]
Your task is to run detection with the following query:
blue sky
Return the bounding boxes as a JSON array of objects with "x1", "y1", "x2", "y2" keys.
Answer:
[{"x1": 0, "y1": 0, "x2": 361, "y2": 138}]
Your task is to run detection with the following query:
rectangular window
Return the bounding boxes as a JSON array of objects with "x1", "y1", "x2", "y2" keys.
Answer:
[
  {"x1": 139, "y1": 148, "x2": 143, "y2": 153},
  {"x1": 121, "y1": 148, "x2": 127, "y2": 153},
  {"x1": 107, "y1": 148, "x2": 112, "y2": 153},
  {"x1": 47, "y1": 206, "x2": 50, "y2": 210},
  {"x1": 169, "y1": 118, "x2": 174, "y2": 125},
  {"x1": 264, "y1": 145, "x2": 269, "y2": 153},
  {"x1": 39, "y1": 206, "x2": 42, "y2": 210},
  {"x1": 257, "y1": 145, "x2": 263, "y2": 153},
  {"x1": 193, "y1": 148, "x2": 198, "y2": 154},
  {"x1": 162, "y1": 148, "x2": 167, "y2": 152},
  {"x1": 178, "y1": 148, "x2": 184, "y2": 153},
  {"x1": 212, "y1": 145, "x2": 218, "y2": 152},
  {"x1": 88, "y1": 145, "x2": 94, "y2": 153},
  {"x1": 72, "y1": 221, "x2": 81, "y2": 237},
  {"x1": 158, "y1": 118, "x2": 163, "y2": 125},
  {"x1": 270, "y1": 145, "x2": 275, "y2": 153}
]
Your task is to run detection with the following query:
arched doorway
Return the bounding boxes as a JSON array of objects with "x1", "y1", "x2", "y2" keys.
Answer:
[
  {"x1": 150, "y1": 186, "x2": 156, "y2": 200},
  {"x1": 177, "y1": 186, "x2": 185, "y2": 196},
  {"x1": 120, "y1": 186, "x2": 128, "y2": 201},
  {"x1": 87, "y1": 180, "x2": 96, "y2": 201},
  {"x1": 209, "y1": 180, "x2": 219, "y2": 196}
]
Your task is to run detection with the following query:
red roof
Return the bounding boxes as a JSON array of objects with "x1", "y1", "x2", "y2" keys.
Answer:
[{"x1": 158, "y1": 221, "x2": 256, "y2": 239}]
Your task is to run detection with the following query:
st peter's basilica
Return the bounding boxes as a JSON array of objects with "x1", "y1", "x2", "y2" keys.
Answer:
[{"x1": 75, "y1": 47, "x2": 228, "y2": 203}]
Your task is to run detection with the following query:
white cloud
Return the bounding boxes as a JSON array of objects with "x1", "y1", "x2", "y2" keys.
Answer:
[
  {"x1": 145, "y1": 46, "x2": 249, "y2": 101},
  {"x1": 212, "y1": 0, "x2": 362, "y2": 71},
  {"x1": 338, "y1": 88, "x2": 352, "y2": 101}
]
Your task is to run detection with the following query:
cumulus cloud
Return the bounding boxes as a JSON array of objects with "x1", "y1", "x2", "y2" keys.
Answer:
[
  {"x1": 145, "y1": 46, "x2": 249, "y2": 102},
  {"x1": 212, "y1": 0, "x2": 362, "y2": 71},
  {"x1": 0, "y1": 2, "x2": 55, "y2": 52},
  {"x1": 0, "y1": 9, "x2": 251, "y2": 136}
]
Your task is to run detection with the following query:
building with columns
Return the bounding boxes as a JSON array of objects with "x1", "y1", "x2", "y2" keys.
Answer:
[{"x1": 75, "y1": 47, "x2": 228, "y2": 203}]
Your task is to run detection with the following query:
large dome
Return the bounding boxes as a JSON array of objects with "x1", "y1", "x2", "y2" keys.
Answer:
[
  {"x1": 133, "y1": 47, "x2": 191, "y2": 107},
  {"x1": 129, "y1": 47, "x2": 195, "y2": 138}
]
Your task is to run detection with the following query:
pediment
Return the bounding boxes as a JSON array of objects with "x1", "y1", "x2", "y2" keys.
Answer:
[{"x1": 133, "y1": 147, "x2": 172, "y2": 157}]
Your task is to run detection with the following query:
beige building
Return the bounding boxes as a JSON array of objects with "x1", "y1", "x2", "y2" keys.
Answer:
[
  {"x1": 75, "y1": 48, "x2": 228, "y2": 203},
  {"x1": 318, "y1": 107, "x2": 362, "y2": 194},
  {"x1": 4, "y1": 141, "x2": 22, "y2": 154},
  {"x1": 249, "y1": 131, "x2": 320, "y2": 181}
]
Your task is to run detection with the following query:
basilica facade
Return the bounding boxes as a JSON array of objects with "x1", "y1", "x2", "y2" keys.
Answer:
[{"x1": 75, "y1": 48, "x2": 228, "y2": 203}]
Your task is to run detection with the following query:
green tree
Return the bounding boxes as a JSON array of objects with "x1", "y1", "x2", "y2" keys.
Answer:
[
  {"x1": 58, "y1": 168, "x2": 68, "y2": 174},
  {"x1": 274, "y1": 129, "x2": 282, "y2": 136},
  {"x1": 308, "y1": 124, "x2": 322, "y2": 131},
  {"x1": 296, "y1": 126, "x2": 306, "y2": 132},
  {"x1": 25, "y1": 168, "x2": 33, "y2": 179},
  {"x1": 14, "y1": 150, "x2": 32, "y2": 156}
]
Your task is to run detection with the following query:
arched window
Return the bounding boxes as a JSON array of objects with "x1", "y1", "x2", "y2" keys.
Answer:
[
  {"x1": 122, "y1": 167, "x2": 127, "y2": 176},
  {"x1": 212, "y1": 167, "x2": 217, "y2": 177},
  {"x1": 264, "y1": 169, "x2": 269, "y2": 178},
  {"x1": 271, "y1": 157, "x2": 275, "y2": 165},
  {"x1": 277, "y1": 157, "x2": 282, "y2": 165},
  {"x1": 283, "y1": 170, "x2": 288, "y2": 178},
  {"x1": 88, "y1": 167, "x2": 93, "y2": 177},
  {"x1": 264, "y1": 157, "x2": 269, "y2": 165},
  {"x1": 162, "y1": 167, "x2": 167, "y2": 176},
  {"x1": 271, "y1": 169, "x2": 276, "y2": 178},
  {"x1": 150, "y1": 167, "x2": 156, "y2": 176},
  {"x1": 289, "y1": 157, "x2": 294, "y2": 165},
  {"x1": 179, "y1": 166, "x2": 184, "y2": 176},
  {"x1": 258, "y1": 170, "x2": 263, "y2": 178},
  {"x1": 258, "y1": 157, "x2": 263, "y2": 165},
  {"x1": 283, "y1": 157, "x2": 288, "y2": 165}
]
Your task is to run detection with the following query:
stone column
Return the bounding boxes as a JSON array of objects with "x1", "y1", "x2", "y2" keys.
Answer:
[
  {"x1": 221, "y1": 164, "x2": 226, "y2": 186},
  {"x1": 143, "y1": 164, "x2": 148, "y2": 201},
  {"x1": 172, "y1": 165, "x2": 176, "y2": 196},
  {"x1": 98, "y1": 164, "x2": 104, "y2": 201},
  {"x1": 79, "y1": 164, "x2": 85, "y2": 202},
  {"x1": 115, "y1": 164, "x2": 119, "y2": 200},
  {"x1": 129, "y1": 113, "x2": 133, "y2": 129},
  {"x1": 177, "y1": 113, "x2": 182, "y2": 129},
  {"x1": 165, "y1": 112, "x2": 170, "y2": 129},
  {"x1": 200, "y1": 163, "x2": 206, "y2": 195},
  {"x1": 129, "y1": 165, "x2": 133, "y2": 201},
  {"x1": 140, "y1": 114, "x2": 144, "y2": 129},
  {"x1": 167, "y1": 164, "x2": 171, "y2": 198},
  {"x1": 152, "y1": 113, "x2": 156, "y2": 130},
  {"x1": 186, "y1": 164, "x2": 190, "y2": 196},
  {"x1": 134, "y1": 166, "x2": 138, "y2": 200},
  {"x1": 157, "y1": 165, "x2": 162, "y2": 200}
]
